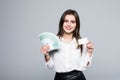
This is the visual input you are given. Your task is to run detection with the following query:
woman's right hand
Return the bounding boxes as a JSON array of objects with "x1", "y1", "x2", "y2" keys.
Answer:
[
  {"x1": 40, "y1": 44, "x2": 51, "y2": 62},
  {"x1": 40, "y1": 44, "x2": 50, "y2": 55}
]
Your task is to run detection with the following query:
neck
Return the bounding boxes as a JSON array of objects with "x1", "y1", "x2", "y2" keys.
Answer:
[{"x1": 62, "y1": 33, "x2": 73, "y2": 43}]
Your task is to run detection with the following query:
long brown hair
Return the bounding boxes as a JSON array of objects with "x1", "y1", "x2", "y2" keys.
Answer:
[{"x1": 57, "y1": 9, "x2": 83, "y2": 53}]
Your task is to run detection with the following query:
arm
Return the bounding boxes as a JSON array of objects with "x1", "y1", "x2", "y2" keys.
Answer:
[
  {"x1": 80, "y1": 53, "x2": 93, "y2": 69},
  {"x1": 40, "y1": 45, "x2": 54, "y2": 69},
  {"x1": 80, "y1": 41, "x2": 94, "y2": 70},
  {"x1": 44, "y1": 53, "x2": 50, "y2": 62}
]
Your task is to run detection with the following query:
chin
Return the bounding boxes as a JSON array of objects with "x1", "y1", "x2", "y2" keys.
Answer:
[{"x1": 65, "y1": 31, "x2": 73, "y2": 34}]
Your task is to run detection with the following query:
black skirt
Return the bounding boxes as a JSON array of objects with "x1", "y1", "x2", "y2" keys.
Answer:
[{"x1": 54, "y1": 70, "x2": 86, "y2": 80}]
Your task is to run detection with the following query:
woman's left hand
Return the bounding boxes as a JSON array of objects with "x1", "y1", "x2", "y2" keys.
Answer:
[{"x1": 86, "y1": 41, "x2": 94, "y2": 56}]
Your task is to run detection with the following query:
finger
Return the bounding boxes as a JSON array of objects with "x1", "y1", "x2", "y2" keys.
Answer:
[
  {"x1": 86, "y1": 41, "x2": 91, "y2": 45},
  {"x1": 43, "y1": 44, "x2": 49, "y2": 49},
  {"x1": 41, "y1": 46, "x2": 48, "y2": 52},
  {"x1": 45, "y1": 45, "x2": 50, "y2": 51},
  {"x1": 87, "y1": 48, "x2": 94, "y2": 54},
  {"x1": 89, "y1": 45, "x2": 94, "y2": 49},
  {"x1": 87, "y1": 48, "x2": 94, "y2": 53},
  {"x1": 87, "y1": 42, "x2": 94, "y2": 48}
]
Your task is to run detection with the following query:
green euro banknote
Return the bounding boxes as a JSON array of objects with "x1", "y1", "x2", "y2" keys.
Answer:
[{"x1": 39, "y1": 32, "x2": 60, "y2": 51}]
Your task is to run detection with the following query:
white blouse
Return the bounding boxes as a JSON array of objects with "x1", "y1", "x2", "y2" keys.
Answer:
[{"x1": 45, "y1": 37, "x2": 93, "y2": 73}]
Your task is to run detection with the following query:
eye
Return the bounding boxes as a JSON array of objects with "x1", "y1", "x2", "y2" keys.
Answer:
[
  {"x1": 64, "y1": 20, "x2": 68, "y2": 22},
  {"x1": 71, "y1": 20, "x2": 76, "y2": 23}
]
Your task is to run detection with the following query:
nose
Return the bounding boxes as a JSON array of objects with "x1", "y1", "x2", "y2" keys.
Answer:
[{"x1": 67, "y1": 22, "x2": 71, "y2": 26}]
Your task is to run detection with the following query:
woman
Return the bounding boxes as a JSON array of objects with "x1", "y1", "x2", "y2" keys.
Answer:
[{"x1": 40, "y1": 9, "x2": 94, "y2": 80}]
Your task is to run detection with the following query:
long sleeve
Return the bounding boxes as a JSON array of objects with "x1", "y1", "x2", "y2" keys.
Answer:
[
  {"x1": 80, "y1": 53, "x2": 93, "y2": 71},
  {"x1": 45, "y1": 57, "x2": 54, "y2": 69},
  {"x1": 80, "y1": 44, "x2": 93, "y2": 71}
]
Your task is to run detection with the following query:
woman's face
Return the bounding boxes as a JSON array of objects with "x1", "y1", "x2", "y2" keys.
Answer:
[{"x1": 63, "y1": 14, "x2": 76, "y2": 34}]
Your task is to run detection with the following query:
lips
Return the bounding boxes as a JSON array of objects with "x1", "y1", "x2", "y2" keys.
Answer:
[{"x1": 65, "y1": 26, "x2": 72, "y2": 30}]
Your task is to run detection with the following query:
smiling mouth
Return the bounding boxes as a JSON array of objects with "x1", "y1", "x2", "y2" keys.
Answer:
[{"x1": 66, "y1": 26, "x2": 72, "y2": 30}]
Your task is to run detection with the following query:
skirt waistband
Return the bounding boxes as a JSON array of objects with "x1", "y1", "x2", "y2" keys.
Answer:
[
  {"x1": 56, "y1": 70, "x2": 81, "y2": 75},
  {"x1": 55, "y1": 70, "x2": 86, "y2": 80}
]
